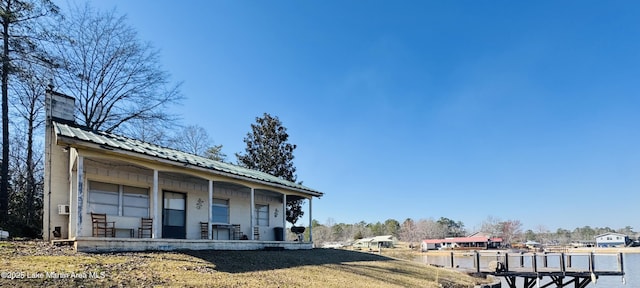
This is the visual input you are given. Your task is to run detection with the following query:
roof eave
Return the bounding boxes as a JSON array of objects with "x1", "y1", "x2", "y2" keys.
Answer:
[{"x1": 56, "y1": 135, "x2": 323, "y2": 198}]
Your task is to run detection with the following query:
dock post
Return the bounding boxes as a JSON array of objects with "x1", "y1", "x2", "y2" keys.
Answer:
[
  {"x1": 543, "y1": 252, "x2": 548, "y2": 268},
  {"x1": 520, "y1": 252, "x2": 524, "y2": 267},
  {"x1": 532, "y1": 253, "x2": 538, "y2": 273},
  {"x1": 450, "y1": 252, "x2": 454, "y2": 268},
  {"x1": 618, "y1": 253, "x2": 624, "y2": 274},
  {"x1": 504, "y1": 252, "x2": 509, "y2": 272},
  {"x1": 589, "y1": 252, "x2": 595, "y2": 272},
  {"x1": 475, "y1": 251, "x2": 481, "y2": 273},
  {"x1": 560, "y1": 253, "x2": 566, "y2": 273}
]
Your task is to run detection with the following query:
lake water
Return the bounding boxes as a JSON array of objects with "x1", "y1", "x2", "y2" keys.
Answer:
[{"x1": 416, "y1": 252, "x2": 638, "y2": 287}]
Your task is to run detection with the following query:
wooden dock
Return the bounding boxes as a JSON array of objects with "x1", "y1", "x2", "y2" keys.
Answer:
[{"x1": 425, "y1": 251, "x2": 625, "y2": 288}]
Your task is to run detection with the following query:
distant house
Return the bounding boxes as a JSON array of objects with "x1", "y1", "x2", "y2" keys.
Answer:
[
  {"x1": 524, "y1": 240, "x2": 541, "y2": 249},
  {"x1": 467, "y1": 232, "x2": 502, "y2": 248},
  {"x1": 353, "y1": 235, "x2": 398, "y2": 249},
  {"x1": 321, "y1": 242, "x2": 345, "y2": 249},
  {"x1": 570, "y1": 240, "x2": 595, "y2": 248},
  {"x1": 421, "y1": 235, "x2": 502, "y2": 251},
  {"x1": 43, "y1": 91, "x2": 323, "y2": 252},
  {"x1": 595, "y1": 233, "x2": 629, "y2": 247},
  {"x1": 421, "y1": 239, "x2": 442, "y2": 251}
]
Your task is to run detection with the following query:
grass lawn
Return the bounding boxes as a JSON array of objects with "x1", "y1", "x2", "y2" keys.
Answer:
[{"x1": 0, "y1": 241, "x2": 490, "y2": 287}]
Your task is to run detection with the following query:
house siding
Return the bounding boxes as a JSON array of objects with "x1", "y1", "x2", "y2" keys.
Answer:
[
  {"x1": 595, "y1": 233, "x2": 628, "y2": 247},
  {"x1": 43, "y1": 124, "x2": 73, "y2": 240},
  {"x1": 47, "y1": 145, "x2": 289, "y2": 241}
]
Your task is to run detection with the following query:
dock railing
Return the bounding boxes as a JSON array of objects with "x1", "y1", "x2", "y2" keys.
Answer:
[{"x1": 424, "y1": 251, "x2": 624, "y2": 288}]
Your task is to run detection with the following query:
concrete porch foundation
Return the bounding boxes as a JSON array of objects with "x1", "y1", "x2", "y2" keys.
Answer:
[{"x1": 72, "y1": 238, "x2": 312, "y2": 252}]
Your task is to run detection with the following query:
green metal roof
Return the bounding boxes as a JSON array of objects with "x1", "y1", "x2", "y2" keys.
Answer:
[{"x1": 54, "y1": 121, "x2": 322, "y2": 197}]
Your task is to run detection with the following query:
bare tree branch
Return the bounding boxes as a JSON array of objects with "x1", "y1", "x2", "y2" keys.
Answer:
[{"x1": 52, "y1": 3, "x2": 183, "y2": 135}]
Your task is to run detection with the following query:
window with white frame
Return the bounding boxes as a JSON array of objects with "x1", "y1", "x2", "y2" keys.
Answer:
[
  {"x1": 88, "y1": 180, "x2": 149, "y2": 217},
  {"x1": 255, "y1": 204, "x2": 269, "y2": 226},
  {"x1": 212, "y1": 198, "x2": 229, "y2": 223}
]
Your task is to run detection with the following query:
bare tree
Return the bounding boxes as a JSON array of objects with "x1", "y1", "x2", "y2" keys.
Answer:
[
  {"x1": 399, "y1": 218, "x2": 448, "y2": 245},
  {"x1": 535, "y1": 224, "x2": 549, "y2": 243},
  {"x1": 416, "y1": 218, "x2": 446, "y2": 239},
  {"x1": 168, "y1": 125, "x2": 227, "y2": 162},
  {"x1": 52, "y1": 3, "x2": 182, "y2": 135},
  {"x1": 8, "y1": 62, "x2": 48, "y2": 234},
  {"x1": 399, "y1": 218, "x2": 421, "y2": 245},
  {"x1": 122, "y1": 118, "x2": 171, "y2": 145},
  {"x1": 499, "y1": 219, "x2": 523, "y2": 245},
  {"x1": 309, "y1": 219, "x2": 331, "y2": 246},
  {"x1": 480, "y1": 215, "x2": 502, "y2": 237},
  {"x1": 8, "y1": 127, "x2": 43, "y2": 237},
  {"x1": 169, "y1": 125, "x2": 211, "y2": 156}
]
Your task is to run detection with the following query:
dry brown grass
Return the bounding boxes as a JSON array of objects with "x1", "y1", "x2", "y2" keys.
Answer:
[{"x1": 0, "y1": 241, "x2": 490, "y2": 287}]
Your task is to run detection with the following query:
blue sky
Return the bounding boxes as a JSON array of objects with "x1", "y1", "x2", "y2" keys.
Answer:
[{"x1": 72, "y1": 1, "x2": 639, "y2": 232}]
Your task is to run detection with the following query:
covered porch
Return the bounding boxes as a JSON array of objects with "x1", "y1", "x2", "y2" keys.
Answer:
[{"x1": 46, "y1": 121, "x2": 321, "y2": 251}]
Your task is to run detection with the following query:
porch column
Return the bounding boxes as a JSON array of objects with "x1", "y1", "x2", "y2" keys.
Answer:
[
  {"x1": 208, "y1": 180, "x2": 213, "y2": 240},
  {"x1": 152, "y1": 170, "x2": 160, "y2": 238},
  {"x1": 250, "y1": 188, "x2": 255, "y2": 240},
  {"x1": 76, "y1": 155, "x2": 84, "y2": 237},
  {"x1": 68, "y1": 151, "x2": 76, "y2": 238},
  {"x1": 308, "y1": 197, "x2": 313, "y2": 243},
  {"x1": 282, "y1": 194, "x2": 287, "y2": 241}
]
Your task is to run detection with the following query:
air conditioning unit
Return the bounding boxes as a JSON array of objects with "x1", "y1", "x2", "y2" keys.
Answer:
[{"x1": 57, "y1": 204, "x2": 70, "y2": 215}]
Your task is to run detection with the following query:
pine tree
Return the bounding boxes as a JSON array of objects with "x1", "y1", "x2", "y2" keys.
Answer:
[
  {"x1": 0, "y1": 0, "x2": 58, "y2": 227},
  {"x1": 236, "y1": 113, "x2": 304, "y2": 225}
]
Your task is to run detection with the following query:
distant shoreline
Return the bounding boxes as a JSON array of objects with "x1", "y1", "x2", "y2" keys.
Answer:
[
  {"x1": 423, "y1": 247, "x2": 640, "y2": 254},
  {"x1": 568, "y1": 247, "x2": 640, "y2": 254}
]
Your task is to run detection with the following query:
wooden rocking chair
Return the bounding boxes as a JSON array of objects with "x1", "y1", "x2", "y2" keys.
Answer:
[
  {"x1": 253, "y1": 226, "x2": 260, "y2": 240},
  {"x1": 138, "y1": 218, "x2": 153, "y2": 238},
  {"x1": 200, "y1": 222, "x2": 209, "y2": 239},
  {"x1": 91, "y1": 213, "x2": 115, "y2": 237},
  {"x1": 232, "y1": 224, "x2": 242, "y2": 240}
]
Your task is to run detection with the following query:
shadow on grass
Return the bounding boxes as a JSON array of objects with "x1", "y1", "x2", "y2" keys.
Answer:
[{"x1": 180, "y1": 248, "x2": 392, "y2": 273}]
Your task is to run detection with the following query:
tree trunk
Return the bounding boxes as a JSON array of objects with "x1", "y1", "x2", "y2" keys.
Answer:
[
  {"x1": 25, "y1": 112, "x2": 35, "y2": 226},
  {"x1": 0, "y1": 0, "x2": 12, "y2": 225}
]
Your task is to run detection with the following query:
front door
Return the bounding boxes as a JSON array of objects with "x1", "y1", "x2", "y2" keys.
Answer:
[{"x1": 162, "y1": 191, "x2": 186, "y2": 239}]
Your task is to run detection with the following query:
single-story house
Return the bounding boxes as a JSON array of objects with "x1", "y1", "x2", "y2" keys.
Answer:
[
  {"x1": 421, "y1": 236, "x2": 503, "y2": 251},
  {"x1": 353, "y1": 235, "x2": 398, "y2": 249},
  {"x1": 44, "y1": 91, "x2": 323, "y2": 252},
  {"x1": 467, "y1": 232, "x2": 503, "y2": 249},
  {"x1": 595, "y1": 233, "x2": 629, "y2": 248},
  {"x1": 421, "y1": 239, "x2": 441, "y2": 251}
]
